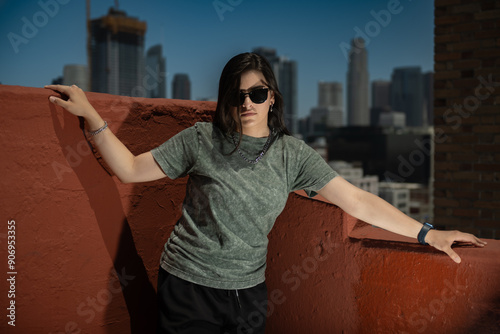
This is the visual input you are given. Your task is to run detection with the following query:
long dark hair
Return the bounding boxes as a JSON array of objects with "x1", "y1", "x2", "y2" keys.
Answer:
[{"x1": 213, "y1": 52, "x2": 291, "y2": 142}]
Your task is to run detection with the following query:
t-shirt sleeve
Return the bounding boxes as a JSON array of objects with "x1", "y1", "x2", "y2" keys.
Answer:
[
  {"x1": 150, "y1": 123, "x2": 200, "y2": 179},
  {"x1": 289, "y1": 140, "x2": 338, "y2": 197}
]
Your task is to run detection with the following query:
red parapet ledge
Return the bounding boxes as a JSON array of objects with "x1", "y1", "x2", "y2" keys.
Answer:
[{"x1": 1, "y1": 85, "x2": 499, "y2": 333}]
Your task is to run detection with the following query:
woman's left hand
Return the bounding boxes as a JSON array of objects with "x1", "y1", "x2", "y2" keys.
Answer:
[{"x1": 425, "y1": 230, "x2": 487, "y2": 263}]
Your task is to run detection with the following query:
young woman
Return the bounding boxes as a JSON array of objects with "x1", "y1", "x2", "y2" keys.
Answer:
[{"x1": 45, "y1": 52, "x2": 486, "y2": 334}]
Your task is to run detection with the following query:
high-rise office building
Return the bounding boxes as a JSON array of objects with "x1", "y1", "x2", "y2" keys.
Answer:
[
  {"x1": 253, "y1": 47, "x2": 298, "y2": 134},
  {"x1": 309, "y1": 106, "x2": 343, "y2": 134},
  {"x1": 391, "y1": 67, "x2": 424, "y2": 127},
  {"x1": 63, "y1": 65, "x2": 89, "y2": 91},
  {"x1": 172, "y1": 74, "x2": 191, "y2": 100},
  {"x1": 145, "y1": 44, "x2": 166, "y2": 98},
  {"x1": 371, "y1": 80, "x2": 391, "y2": 109},
  {"x1": 379, "y1": 111, "x2": 406, "y2": 128},
  {"x1": 90, "y1": 8, "x2": 147, "y2": 97},
  {"x1": 318, "y1": 81, "x2": 343, "y2": 109},
  {"x1": 309, "y1": 81, "x2": 343, "y2": 134},
  {"x1": 371, "y1": 80, "x2": 391, "y2": 126},
  {"x1": 347, "y1": 38, "x2": 369, "y2": 126},
  {"x1": 422, "y1": 72, "x2": 434, "y2": 127},
  {"x1": 278, "y1": 58, "x2": 298, "y2": 134}
]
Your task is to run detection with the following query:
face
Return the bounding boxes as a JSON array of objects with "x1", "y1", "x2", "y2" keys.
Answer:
[{"x1": 231, "y1": 70, "x2": 274, "y2": 137}]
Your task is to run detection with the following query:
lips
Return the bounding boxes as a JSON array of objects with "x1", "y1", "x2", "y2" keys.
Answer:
[{"x1": 241, "y1": 112, "x2": 257, "y2": 117}]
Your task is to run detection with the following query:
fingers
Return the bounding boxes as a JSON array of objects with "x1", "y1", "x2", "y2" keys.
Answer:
[
  {"x1": 44, "y1": 84, "x2": 80, "y2": 93},
  {"x1": 45, "y1": 84, "x2": 86, "y2": 111},
  {"x1": 465, "y1": 235, "x2": 487, "y2": 247},
  {"x1": 429, "y1": 230, "x2": 487, "y2": 264},
  {"x1": 48, "y1": 95, "x2": 70, "y2": 109},
  {"x1": 443, "y1": 247, "x2": 462, "y2": 264},
  {"x1": 45, "y1": 84, "x2": 96, "y2": 118},
  {"x1": 45, "y1": 84, "x2": 71, "y2": 106},
  {"x1": 44, "y1": 84, "x2": 82, "y2": 101},
  {"x1": 453, "y1": 231, "x2": 487, "y2": 247},
  {"x1": 45, "y1": 84, "x2": 71, "y2": 94}
]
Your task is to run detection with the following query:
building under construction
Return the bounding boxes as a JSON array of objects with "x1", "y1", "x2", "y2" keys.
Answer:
[{"x1": 90, "y1": 8, "x2": 147, "y2": 97}]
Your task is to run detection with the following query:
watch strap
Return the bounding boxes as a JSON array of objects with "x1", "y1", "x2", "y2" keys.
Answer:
[{"x1": 418, "y1": 222, "x2": 434, "y2": 245}]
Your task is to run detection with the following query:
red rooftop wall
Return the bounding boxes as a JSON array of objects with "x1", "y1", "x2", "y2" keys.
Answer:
[{"x1": 1, "y1": 85, "x2": 499, "y2": 333}]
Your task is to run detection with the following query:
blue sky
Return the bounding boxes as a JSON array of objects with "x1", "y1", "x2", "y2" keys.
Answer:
[{"x1": 0, "y1": 0, "x2": 434, "y2": 118}]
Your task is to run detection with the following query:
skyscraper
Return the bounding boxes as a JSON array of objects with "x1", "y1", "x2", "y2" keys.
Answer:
[
  {"x1": 253, "y1": 47, "x2": 298, "y2": 134},
  {"x1": 63, "y1": 64, "x2": 89, "y2": 91},
  {"x1": 347, "y1": 38, "x2": 369, "y2": 126},
  {"x1": 278, "y1": 58, "x2": 298, "y2": 134},
  {"x1": 172, "y1": 74, "x2": 191, "y2": 100},
  {"x1": 371, "y1": 80, "x2": 391, "y2": 110},
  {"x1": 318, "y1": 81, "x2": 343, "y2": 109},
  {"x1": 422, "y1": 72, "x2": 434, "y2": 127},
  {"x1": 145, "y1": 44, "x2": 166, "y2": 98},
  {"x1": 309, "y1": 106, "x2": 343, "y2": 134},
  {"x1": 371, "y1": 80, "x2": 391, "y2": 126},
  {"x1": 391, "y1": 67, "x2": 424, "y2": 127},
  {"x1": 90, "y1": 8, "x2": 147, "y2": 97},
  {"x1": 316, "y1": 81, "x2": 343, "y2": 129}
]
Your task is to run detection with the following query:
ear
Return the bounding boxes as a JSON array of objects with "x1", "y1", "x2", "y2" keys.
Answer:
[{"x1": 270, "y1": 90, "x2": 275, "y2": 105}]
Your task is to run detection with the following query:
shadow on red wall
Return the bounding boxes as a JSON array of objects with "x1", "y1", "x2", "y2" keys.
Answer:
[
  {"x1": 46, "y1": 91, "x2": 215, "y2": 333},
  {"x1": 49, "y1": 103, "x2": 158, "y2": 333}
]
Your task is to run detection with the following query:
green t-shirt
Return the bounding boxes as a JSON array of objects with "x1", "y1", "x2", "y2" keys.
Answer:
[{"x1": 151, "y1": 122, "x2": 337, "y2": 289}]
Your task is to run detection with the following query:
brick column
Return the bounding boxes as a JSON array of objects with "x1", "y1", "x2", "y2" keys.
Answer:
[{"x1": 434, "y1": 0, "x2": 500, "y2": 238}]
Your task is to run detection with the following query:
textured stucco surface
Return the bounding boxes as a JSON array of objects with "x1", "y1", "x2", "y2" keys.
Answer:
[{"x1": 1, "y1": 85, "x2": 499, "y2": 333}]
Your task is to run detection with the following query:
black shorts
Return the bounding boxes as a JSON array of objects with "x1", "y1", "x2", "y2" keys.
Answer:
[{"x1": 156, "y1": 267, "x2": 268, "y2": 334}]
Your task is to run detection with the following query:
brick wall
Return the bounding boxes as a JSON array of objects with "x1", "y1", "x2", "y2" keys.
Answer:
[{"x1": 434, "y1": 0, "x2": 500, "y2": 239}]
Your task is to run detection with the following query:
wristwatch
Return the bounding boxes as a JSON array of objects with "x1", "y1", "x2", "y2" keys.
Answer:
[{"x1": 418, "y1": 222, "x2": 434, "y2": 245}]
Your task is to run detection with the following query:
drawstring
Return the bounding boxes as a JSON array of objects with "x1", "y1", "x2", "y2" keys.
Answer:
[
  {"x1": 235, "y1": 289, "x2": 241, "y2": 309},
  {"x1": 227, "y1": 289, "x2": 241, "y2": 309}
]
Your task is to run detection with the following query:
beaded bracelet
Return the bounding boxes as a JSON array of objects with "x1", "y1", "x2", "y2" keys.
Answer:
[{"x1": 87, "y1": 121, "x2": 108, "y2": 137}]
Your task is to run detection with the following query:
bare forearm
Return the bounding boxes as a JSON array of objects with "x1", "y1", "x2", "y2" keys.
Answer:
[
  {"x1": 355, "y1": 190, "x2": 487, "y2": 263},
  {"x1": 353, "y1": 190, "x2": 422, "y2": 240},
  {"x1": 84, "y1": 111, "x2": 137, "y2": 182},
  {"x1": 319, "y1": 177, "x2": 487, "y2": 263},
  {"x1": 46, "y1": 84, "x2": 166, "y2": 183}
]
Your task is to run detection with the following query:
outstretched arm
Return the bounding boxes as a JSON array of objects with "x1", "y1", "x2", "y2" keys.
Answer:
[
  {"x1": 318, "y1": 176, "x2": 487, "y2": 263},
  {"x1": 45, "y1": 84, "x2": 166, "y2": 183}
]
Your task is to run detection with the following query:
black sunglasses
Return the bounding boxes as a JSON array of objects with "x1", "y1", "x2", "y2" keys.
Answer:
[{"x1": 231, "y1": 87, "x2": 269, "y2": 106}]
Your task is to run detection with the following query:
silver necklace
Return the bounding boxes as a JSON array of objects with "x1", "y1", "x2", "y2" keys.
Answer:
[{"x1": 231, "y1": 129, "x2": 275, "y2": 164}]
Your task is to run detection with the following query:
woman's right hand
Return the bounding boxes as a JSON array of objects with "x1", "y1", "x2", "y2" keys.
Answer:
[
  {"x1": 44, "y1": 84, "x2": 166, "y2": 183},
  {"x1": 45, "y1": 84, "x2": 97, "y2": 119}
]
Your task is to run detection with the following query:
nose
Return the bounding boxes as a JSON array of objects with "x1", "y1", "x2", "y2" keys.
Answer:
[{"x1": 241, "y1": 94, "x2": 253, "y2": 108}]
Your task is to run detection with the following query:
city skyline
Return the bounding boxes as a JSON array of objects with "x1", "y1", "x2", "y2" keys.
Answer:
[{"x1": 0, "y1": 0, "x2": 434, "y2": 118}]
